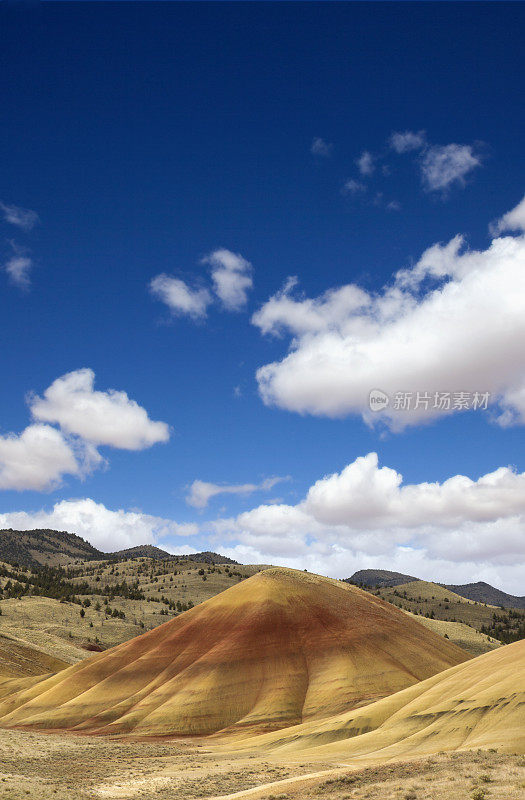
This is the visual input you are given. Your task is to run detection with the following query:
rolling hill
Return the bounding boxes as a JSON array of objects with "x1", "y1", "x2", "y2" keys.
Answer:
[
  {"x1": 0, "y1": 528, "x2": 236, "y2": 568},
  {"x1": 0, "y1": 568, "x2": 468, "y2": 736},
  {"x1": 371, "y1": 579, "x2": 525, "y2": 644},
  {"x1": 347, "y1": 569, "x2": 419, "y2": 588},
  {"x1": 347, "y1": 568, "x2": 525, "y2": 609},
  {"x1": 0, "y1": 529, "x2": 103, "y2": 567},
  {"x1": 443, "y1": 580, "x2": 525, "y2": 609}
]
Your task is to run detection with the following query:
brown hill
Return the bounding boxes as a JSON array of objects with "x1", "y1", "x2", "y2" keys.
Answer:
[{"x1": 0, "y1": 568, "x2": 468, "y2": 737}]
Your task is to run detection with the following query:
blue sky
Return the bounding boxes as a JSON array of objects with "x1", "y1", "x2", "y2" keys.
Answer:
[{"x1": 1, "y1": 3, "x2": 525, "y2": 591}]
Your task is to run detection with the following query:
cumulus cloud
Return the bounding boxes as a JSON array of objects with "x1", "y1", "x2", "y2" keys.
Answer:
[
  {"x1": 30, "y1": 368, "x2": 170, "y2": 451},
  {"x1": 0, "y1": 424, "x2": 99, "y2": 492},
  {"x1": 203, "y1": 249, "x2": 253, "y2": 311},
  {"x1": 0, "y1": 371, "x2": 168, "y2": 493},
  {"x1": 310, "y1": 137, "x2": 333, "y2": 157},
  {"x1": 490, "y1": 194, "x2": 525, "y2": 236},
  {"x1": 356, "y1": 151, "x2": 374, "y2": 176},
  {"x1": 420, "y1": 143, "x2": 481, "y2": 193},
  {"x1": 0, "y1": 498, "x2": 198, "y2": 553},
  {"x1": 210, "y1": 453, "x2": 525, "y2": 594},
  {"x1": 150, "y1": 274, "x2": 212, "y2": 320},
  {"x1": 389, "y1": 129, "x2": 426, "y2": 153},
  {"x1": 252, "y1": 196, "x2": 525, "y2": 429},
  {"x1": 0, "y1": 201, "x2": 39, "y2": 231},
  {"x1": 186, "y1": 476, "x2": 289, "y2": 509}
]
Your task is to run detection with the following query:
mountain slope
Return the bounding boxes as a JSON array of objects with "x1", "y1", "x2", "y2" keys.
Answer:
[
  {"x1": 0, "y1": 528, "x2": 238, "y2": 568},
  {"x1": 0, "y1": 568, "x2": 468, "y2": 737},
  {"x1": 347, "y1": 569, "x2": 419, "y2": 588},
  {"x1": 443, "y1": 581, "x2": 525, "y2": 609},
  {"x1": 240, "y1": 638, "x2": 525, "y2": 759},
  {"x1": 0, "y1": 529, "x2": 103, "y2": 567},
  {"x1": 0, "y1": 634, "x2": 70, "y2": 679}
]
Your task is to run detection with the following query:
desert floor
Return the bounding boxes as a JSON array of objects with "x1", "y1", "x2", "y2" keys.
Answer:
[{"x1": 0, "y1": 729, "x2": 523, "y2": 800}]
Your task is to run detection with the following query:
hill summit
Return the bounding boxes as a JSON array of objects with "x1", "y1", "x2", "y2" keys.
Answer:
[
  {"x1": 0, "y1": 567, "x2": 468, "y2": 737},
  {"x1": 0, "y1": 528, "x2": 236, "y2": 568}
]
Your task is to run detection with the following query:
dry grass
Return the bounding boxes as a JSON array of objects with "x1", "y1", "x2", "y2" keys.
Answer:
[
  {"x1": 0, "y1": 559, "x2": 266, "y2": 661},
  {"x1": 402, "y1": 611, "x2": 500, "y2": 656},
  {"x1": 0, "y1": 727, "x2": 322, "y2": 799},
  {"x1": 0, "y1": 729, "x2": 522, "y2": 800},
  {"x1": 300, "y1": 750, "x2": 525, "y2": 800},
  {"x1": 374, "y1": 580, "x2": 507, "y2": 642}
]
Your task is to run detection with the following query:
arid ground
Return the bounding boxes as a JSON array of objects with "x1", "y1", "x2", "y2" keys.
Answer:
[{"x1": 0, "y1": 730, "x2": 523, "y2": 800}]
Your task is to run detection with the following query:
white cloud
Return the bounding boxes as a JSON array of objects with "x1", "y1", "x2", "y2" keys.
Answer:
[
  {"x1": 389, "y1": 129, "x2": 426, "y2": 153},
  {"x1": 30, "y1": 368, "x2": 170, "y2": 450},
  {"x1": 150, "y1": 274, "x2": 211, "y2": 320},
  {"x1": 310, "y1": 137, "x2": 333, "y2": 157},
  {"x1": 356, "y1": 150, "x2": 374, "y2": 176},
  {"x1": 252, "y1": 197, "x2": 525, "y2": 429},
  {"x1": 210, "y1": 453, "x2": 525, "y2": 594},
  {"x1": 252, "y1": 277, "x2": 369, "y2": 338},
  {"x1": 3, "y1": 241, "x2": 33, "y2": 289},
  {"x1": 203, "y1": 248, "x2": 253, "y2": 311},
  {"x1": 5, "y1": 255, "x2": 33, "y2": 289},
  {"x1": 0, "y1": 424, "x2": 97, "y2": 492},
  {"x1": 186, "y1": 476, "x2": 289, "y2": 509},
  {"x1": 0, "y1": 498, "x2": 198, "y2": 553},
  {"x1": 0, "y1": 201, "x2": 39, "y2": 231},
  {"x1": 490, "y1": 194, "x2": 525, "y2": 236},
  {"x1": 420, "y1": 143, "x2": 481, "y2": 192},
  {"x1": 342, "y1": 179, "x2": 366, "y2": 195}
]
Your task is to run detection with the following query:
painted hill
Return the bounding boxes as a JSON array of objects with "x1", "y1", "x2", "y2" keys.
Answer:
[
  {"x1": 243, "y1": 638, "x2": 525, "y2": 760},
  {"x1": 0, "y1": 568, "x2": 468, "y2": 736},
  {"x1": 443, "y1": 581, "x2": 525, "y2": 609}
]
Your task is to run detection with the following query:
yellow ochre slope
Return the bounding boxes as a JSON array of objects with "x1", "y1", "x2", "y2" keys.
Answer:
[
  {"x1": 0, "y1": 568, "x2": 468, "y2": 737},
  {"x1": 239, "y1": 637, "x2": 525, "y2": 760}
]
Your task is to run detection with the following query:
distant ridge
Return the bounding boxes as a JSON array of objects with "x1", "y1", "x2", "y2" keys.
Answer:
[
  {"x1": 180, "y1": 551, "x2": 238, "y2": 565},
  {"x1": 346, "y1": 569, "x2": 419, "y2": 588},
  {"x1": 0, "y1": 529, "x2": 237, "y2": 568},
  {"x1": 0, "y1": 529, "x2": 103, "y2": 567},
  {"x1": 109, "y1": 545, "x2": 174, "y2": 561},
  {"x1": 347, "y1": 569, "x2": 523, "y2": 609},
  {"x1": 110, "y1": 546, "x2": 238, "y2": 565},
  {"x1": 443, "y1": 581, "x2": 525, "y2": 610}
]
